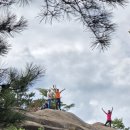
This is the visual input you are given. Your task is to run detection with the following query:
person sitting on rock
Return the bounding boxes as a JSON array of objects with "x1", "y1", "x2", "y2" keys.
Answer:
[
  {"x1": 55, "y1": 88, "x2": 65, "y2": 110},
  {"x1": 41, "y1": 100, "x2": 48, "y2": 110},
  {"x1": 102, "y1": 107, "x2": 113, "y2": 127}
]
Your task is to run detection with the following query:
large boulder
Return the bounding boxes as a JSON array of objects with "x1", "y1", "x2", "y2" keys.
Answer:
[{"x1": 21, "y1": 109, "x2": 116, "y2": 130}]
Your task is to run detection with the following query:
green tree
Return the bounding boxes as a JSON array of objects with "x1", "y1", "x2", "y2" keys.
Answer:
[
  {"x1": 0, "y1": 0, "x2": 44, "y2": 125},
  {"x1": 20, "y1": 92, "x2": 35, "y2": 107},
  {"x1": 112, "y1": 118, "x2": 125, "y2": 129},
  {"x1": 7, "y1": 63, "x2": 44, "y2": 107},
  {"x1": 0, "y1": 64, "x2": 44, "y2": 124},
  {"x1": 0, "y1": 1, "x2": 27, "y2": 124},
  {"x1": 27, "y1": 99, "x2": 44, "y2": 111},
  {"x1": 112, "y1": 118, "x2": 130, "y2": 130}
]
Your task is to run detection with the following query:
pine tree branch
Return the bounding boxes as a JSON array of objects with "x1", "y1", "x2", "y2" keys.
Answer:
[
  {"x1": 0, "y1": 38, "x2": 11, "y2": 55},
  {"x1": 0, "y1": 13, "x2": 27, "y2": 36},
  {"x1": 0, "y1": 13, "x2": 27, "y2": 55},
  {"x1": 39, "y1": 0, "x2": 126, "y2": 50}
]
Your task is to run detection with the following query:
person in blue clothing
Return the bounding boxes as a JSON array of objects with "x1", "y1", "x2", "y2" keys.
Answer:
[{"x1": 41, "y1": 100, "x2": 48, "y2": 109}]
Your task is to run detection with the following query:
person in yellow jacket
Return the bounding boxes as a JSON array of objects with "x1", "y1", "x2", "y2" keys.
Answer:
[{"x1": 55, "y1": 88, "x2": 65, "y2": 110}]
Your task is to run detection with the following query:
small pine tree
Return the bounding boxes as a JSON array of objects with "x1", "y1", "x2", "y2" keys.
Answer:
[
  {"x1": 112, "y1": 118, "x2": 125, "y2": 129},
  {"x1": 112, "y1": 118, "x2": 130, "y2": 130},
  {"x1": 0, "y1": 64, "x2": 44, "y2": 124}
]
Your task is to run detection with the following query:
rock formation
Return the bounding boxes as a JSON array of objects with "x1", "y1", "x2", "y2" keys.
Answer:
[{"x1": 21, "y1": 109, "x2": 116, "y2": 130}]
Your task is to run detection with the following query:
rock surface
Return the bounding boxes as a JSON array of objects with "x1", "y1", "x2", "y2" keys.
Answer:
[{"x1": 21, "y1": 109, "x2": 116, "y2": 130}]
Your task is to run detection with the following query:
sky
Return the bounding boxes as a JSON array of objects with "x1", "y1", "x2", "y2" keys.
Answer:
[{"x1": 1, "y1": 1, "x2": 130, "y2": 127}]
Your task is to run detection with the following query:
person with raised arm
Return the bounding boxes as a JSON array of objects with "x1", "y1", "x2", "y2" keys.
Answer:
[
  {"x1": 102, "y1": 107, "x2": 113, "y2": 127},
  {"x1": 55, "y1": 87, "x2": 65, "y2": 110}
]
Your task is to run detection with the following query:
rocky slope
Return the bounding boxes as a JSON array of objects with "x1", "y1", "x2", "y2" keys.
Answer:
[{"x1": 21, "y1": 109, "x2": 116, "y2": 130}]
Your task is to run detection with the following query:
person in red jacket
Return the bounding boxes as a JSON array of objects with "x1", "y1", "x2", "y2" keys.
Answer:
[{"x1": 102, "y1": 107, "x2": 113, "y2": 127}]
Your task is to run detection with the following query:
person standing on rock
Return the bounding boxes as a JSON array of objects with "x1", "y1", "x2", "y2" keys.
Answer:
[
  {"x1": 55, "y1": 88, "x2": 65, "y2": 110},
  {"x1": 102, "y1": 107, "x2": 113, "y2": 127},
  {"x1": 47, "y1": 89, "x2": 53, "y2": 109}
]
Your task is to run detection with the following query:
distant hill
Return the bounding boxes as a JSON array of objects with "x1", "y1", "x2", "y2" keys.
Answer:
[{"x1": 20, "y1": 109, "x2": 116, "y2": 130}]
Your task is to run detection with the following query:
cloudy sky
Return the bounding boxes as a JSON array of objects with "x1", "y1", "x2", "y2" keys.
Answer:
[{"x1": 2, "y1": 1, "x2": 130, "y2": 127}]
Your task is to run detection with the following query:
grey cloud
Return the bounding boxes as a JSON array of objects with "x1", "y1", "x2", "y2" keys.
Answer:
[{"x1": 2, "y1": 1, "x2": 130, "y2": 127}]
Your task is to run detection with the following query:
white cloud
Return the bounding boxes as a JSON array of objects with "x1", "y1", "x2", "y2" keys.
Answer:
[{"x1": 89, "y1": 100, "x2": 99, "y2": 107}]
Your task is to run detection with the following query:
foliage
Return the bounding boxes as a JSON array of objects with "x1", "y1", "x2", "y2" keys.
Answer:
[
  {"x1": 7, "y1": 63, "x2": 44, "y2": 107},
  {"x1": 0, "y1": 0, "x2": 32, "y2": 7},
  {"x1": 38, "y1": 127, "x2": 44, "y2": 130},
  {"x1": 39, "y1": 0, "x2": 127, "y2": 50},
  {"x1": 38, "y1": 88, "x2": 48, "y2": 97},
  {"x1": 27, "y1": 99, "x2": 44, "y2": 111},
  {"x1": 4, "y1": 125, "x2": 44, "y2": 130},
  {"x1": 0, "y1": 1, "x2": 44, "y2": 125},
  {"x1": 112, "y1": 118, "x2": 130, "y2": 130},
  {"x1": 1, "y1": 110, "x2": 25, "y2": 124},
  {"x1": 0, "y1": 0, "x2": 127, "y2": 50},
  {"x1": 0, "y1": 63, "x2": 44, "y2": 124},
  {"x1": 20, "y1": 92, "x2": 35, "y2": 107},
  {"x1": 112, "y1": 118, "x2": 125, "y2": 129},
  {"x1": 0, "y1": 13, "x2": 27, "y2": 56},
  {"x1": 62, "y1": 103, "x2": 75, "y2": 111},
  {"x1": 4, "y1": 125, "x2": 25, "y2": 130},
  {"x1": 3, "y1": 124, "x2": 45, "y2": 130}
]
